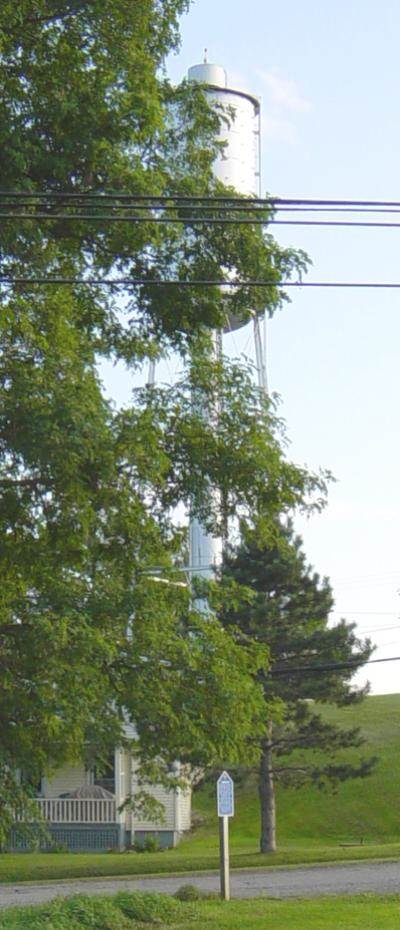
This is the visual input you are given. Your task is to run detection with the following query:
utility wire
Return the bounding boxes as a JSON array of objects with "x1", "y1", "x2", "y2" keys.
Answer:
[
  {"x1": 3, "y1": 277, "x2": 400, "y2": 289},
  {"x1": 0, "y1": 214, "x2": 273, "y2": 224},
  {"x1": 3, "y1": 198, "x2": 400, "y2": 227},
  {"x1": 5, "y1": 212, "x2": 400, "y2": 228},
  {"x1": 334, "y1": 570, "x2": 400, "y2": 580},
  {"x1": 0, "y1": 202, "x2": 272, "y2": 212},
  {"x1": 4, "y1": 192, "x2": 400, "y2": 208},
  {"x1": 263, "y1": 207, "x2": 400, "y2": 214},
  {"x1": 8, "y1": 203, "x2": 400, "y2": 214},
  {"x1": 0, "y1": 276, "x2": 278, "y2": 287},
  {"x1": 0, "y1": 200, "x2": 265, "y2": 212},
  {"x1": 272, "y1": 220, "x2": 400, "y2": 228},
  {"x1": 332, "y1": 611, "x2": 400, "y2": 616},
  {"x1": 5, "y1": 193, "x2": 400, "y2": 227},
  {"x1": 357, "y1": 625, "x2": 400, "y2": 634},
  {"x1": 271, "y1": 654, "x2": 400, "y2": 677}
]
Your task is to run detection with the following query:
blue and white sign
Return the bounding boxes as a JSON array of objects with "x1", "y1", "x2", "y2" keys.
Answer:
[{"x1": 217, "y1": 771, "x2": 234, "y2": 817}]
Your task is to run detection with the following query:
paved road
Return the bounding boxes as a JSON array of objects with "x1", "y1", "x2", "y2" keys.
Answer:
[{"x1": 1, "y1": 860, "x2": 400, "y2": 908}]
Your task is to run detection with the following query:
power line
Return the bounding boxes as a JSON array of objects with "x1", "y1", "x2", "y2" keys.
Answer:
[
  {"x1": 5, "y1": 212, "x2": 400, "y2": 228},
  {"x1": 334, "y1": 570, "x2": 400, "y2": 580},
  {"x1": 6, "y1": 192, "x2": 400, "y2": 227},
  {"x1": 0, "y1": 191, "x2": 264, "y2": 201},
  {"x1": 333, "y1": 581, "x2": 400, "y2": 589},
  {"x1": 330, "y1": 621, "x2": 400, "y2": 634},
  {"x1": 331, "y1": 611, "x2": 400, "y2": 616},
  {"x1": 269, "y1": 207, "x2": 400, "y2": 214},
  {"x1": 271, "y1": 654, "x2": 400, "y2": 677},
  {"x1": 4, "y1": 192, "x2": 400, "y2": 208},
  {"x1": 357, "y1": 625, "x2": 400, "y2": 635},
  {"x1": 272, "y1": 220, "x2": 400, "y2": 228},
  {"x1": 0, "y1": 191, "x2": 255, "y2": 201},
  {"x1": 0, "y1": 202, "x2": 271, "y2": 213},
  {"x1": 0, "y1": 213, "x2": 277, "y2": 224},
  {"x1": 274, "y1": 198, "x2": 400, "y2": 208},
  {"x1": 7, "y1": 204, "x2": 400, "y2": 215},
  {"x1": 4, "y1": 277, "x2": 400, "y2": 289},
  {"x1": 0, "y1": 276, "x2": 276, "y2": 287}
]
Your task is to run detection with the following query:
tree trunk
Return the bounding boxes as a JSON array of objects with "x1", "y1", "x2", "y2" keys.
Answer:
[{"x1": 259, "y1": 739, "x2": 276, "y2": 853}]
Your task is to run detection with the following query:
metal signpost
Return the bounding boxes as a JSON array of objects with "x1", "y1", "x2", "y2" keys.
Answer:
[{"x1": 217, "y1": 771, "x2": 234, "y2": 900}]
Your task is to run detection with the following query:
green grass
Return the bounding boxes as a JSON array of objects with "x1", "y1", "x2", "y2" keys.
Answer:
[
  {"x1": 190, "y1": 692, "x2": 400, "y2": 850},
  {"x1": 2, "y1": 892, "x2": 400, "y2": 930},
  {"x1": 3, "y1": 842, "x2": 400, "y2": 884},
  {"x1": 2, "y1": 693, "x2": 400, "y2": 884},
  {"x1": 0, "y1": 892, "x2": 188, "y2": 929}
]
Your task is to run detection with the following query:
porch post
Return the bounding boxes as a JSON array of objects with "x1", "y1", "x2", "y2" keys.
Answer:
[{"x1": 114, "y1": 748, "x2": 125, "y2": 851}]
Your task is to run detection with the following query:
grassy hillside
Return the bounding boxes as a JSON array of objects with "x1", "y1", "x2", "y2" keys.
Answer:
[
  {"x1": 184, "y1": 693, "x2": 400, "y2": 852},
  {"x1": 1, "y1": 693, "x2": 400, "y2": 882}
]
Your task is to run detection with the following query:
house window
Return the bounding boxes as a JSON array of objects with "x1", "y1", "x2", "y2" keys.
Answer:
[
  {"x1": 93, "y1": 753, "x2": 115, "y2": 794},
  {"x1": 18, "y1": 770, "x2": 43, "y2": 796}
]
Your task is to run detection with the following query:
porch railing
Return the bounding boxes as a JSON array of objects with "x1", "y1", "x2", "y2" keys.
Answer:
[{"x1": 17, "y1": 797, "x2": 117, "y2": 824}]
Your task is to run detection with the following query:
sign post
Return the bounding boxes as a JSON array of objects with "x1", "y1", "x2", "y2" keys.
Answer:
[{"x1": 217, "y1": 771, "x2": 234, "y2": 901}]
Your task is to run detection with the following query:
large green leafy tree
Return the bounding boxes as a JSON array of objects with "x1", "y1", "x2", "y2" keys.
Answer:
[
  {"x1": 0, "y1": 0, "x2": 325, "y2": 840},
  {"x1": 221, "y1": 520, "x2": 375, "y2": 853}
]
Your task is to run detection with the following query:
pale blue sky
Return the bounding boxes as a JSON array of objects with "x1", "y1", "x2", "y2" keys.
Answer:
[
  {"x1": 169, "y1": 1, "x2": 400, "y2": 696},
  {"x1": 104, "y1": 1, "x2": 400, "y2": 694}
]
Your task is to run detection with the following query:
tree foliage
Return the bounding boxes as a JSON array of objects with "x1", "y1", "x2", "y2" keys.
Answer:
[
  {"x1": 0, "y1": 0, "x2": 324, "y2": 839},
  {"x1": 221, "y1": 520, "x2": 376, "y2": 852}
]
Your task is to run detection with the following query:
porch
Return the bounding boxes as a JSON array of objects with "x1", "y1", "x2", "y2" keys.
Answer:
[
  {"x1": 11, "y1": 795, "x2": 124, "y2": 852},
  {"x1": 31, "y1": 797, "x2": 117, "y2": 824},
  {"x1": 9, "y1": 753, "x2": 191, "y2": 851}
]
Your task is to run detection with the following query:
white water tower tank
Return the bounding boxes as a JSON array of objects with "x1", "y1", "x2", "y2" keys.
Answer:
[
  {"x1": 187, "y1": 63, "x2": 264, "y2": 593},
  {"x1": 188, "y1": 62, "x2": 260, "y2": 197}
]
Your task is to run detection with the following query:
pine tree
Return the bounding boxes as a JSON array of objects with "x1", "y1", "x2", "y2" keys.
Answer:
[{"x1": 221, "y1": 520, "x2": 375, "y2": 853}]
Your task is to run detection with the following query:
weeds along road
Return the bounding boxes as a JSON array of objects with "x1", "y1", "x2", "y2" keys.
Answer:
[{"x1": 1, "y1": 860, "x2": 400, "y2": 907}]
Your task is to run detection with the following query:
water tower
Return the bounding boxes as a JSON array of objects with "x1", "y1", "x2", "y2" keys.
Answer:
[
  {"x1": 187, "y1": 61, "x2": 267, "y2": 592},
  {"x1": 187, "y1": 61, "x2": 260, "y2": 196}
]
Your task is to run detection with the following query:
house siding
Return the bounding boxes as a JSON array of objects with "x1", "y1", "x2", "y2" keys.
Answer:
[
  {"x1": 129, "y1": 777, "x2": 176, "y2": 831},
  {"x1": 42, "y1": 765, "x2": 88, "y2": 797},
  {"x1": 178, "y1": 787, "x2": 192, "y2": 831}
]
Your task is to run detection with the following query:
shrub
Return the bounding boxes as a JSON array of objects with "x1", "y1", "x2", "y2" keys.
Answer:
[
  {"x1": 43, "y1": 842, "x2": 69, "y2": 854},
  {"x1": 114, "y1": 891, "x2": 184, "y2": 923},
  {"x1": 60, "y1": 895, "x2": 131, "y2": 930},
  {"x1": 0, "y1": 891, "x2": 190, "y2": 929},
  {"x1": 174, "y1": 884, "x2": 202, "y2": 901},
  {"x1": 0, "y1": 901, "x2": 82, "y2": 930},
  {"x1": 190, "y1": 811, "x2": 205, "y2": 831},
  {"x1": 132, "y1": 834, "x2": 161, "y2": 853}
]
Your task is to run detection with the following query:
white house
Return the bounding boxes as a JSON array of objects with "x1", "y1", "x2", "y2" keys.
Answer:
[{"x1": 11, "y1": 746, "x2": 192, "y2": 852}]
